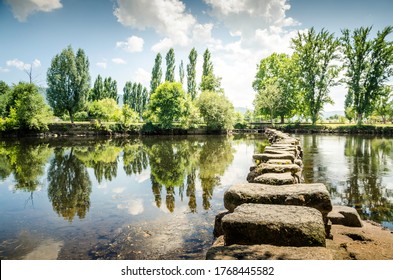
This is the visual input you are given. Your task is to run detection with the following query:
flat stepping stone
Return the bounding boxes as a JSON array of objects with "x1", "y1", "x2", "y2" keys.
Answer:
[
  {"x1": 206, "y1": 237, "x2": 333, "y2": 260},
  {"x1": 328, "y1": 205, "x2": 363, "y2": 227},
  {"x1": 221, "y1": 204, "x2": 326, "y2": 247},
  {"x1": 252, "y1": 172, "x2": 296, "y2": 185},
  {"x1": 247, "y1": 163, "x2": 301, "y2": 182},
  {"x1": 276, "y1": 138, "x2": 300, "y2": 145},
  {"x1": 224, "y1": 183, "x2": 332, "y2": 214},
  {"x1": 253, "y1": 153, "x2": 295, "y2": 163},
  {"x1": 266, "y1": 159, "x2": 292, "y2": 165},
  {"x1": 263, "y1": 149, "x2": 297, "y2": 156}
]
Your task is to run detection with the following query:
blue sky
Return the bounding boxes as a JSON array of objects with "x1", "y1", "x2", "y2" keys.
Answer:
[{"x1": 0, "y1": 0, "x2": 392, "y2": 112}]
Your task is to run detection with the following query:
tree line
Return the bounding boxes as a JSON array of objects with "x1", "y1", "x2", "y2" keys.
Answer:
[
  {"x1": 253, "y1": 26, "x2": 393, "y2": 125},
  {"x1": 0, "y1": 45, "x2": 235, "y2": 132}
]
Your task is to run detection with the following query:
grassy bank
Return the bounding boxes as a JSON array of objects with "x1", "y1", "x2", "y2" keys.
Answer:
[{"x1": 276, "y1": 123, "x2": 393, "y2": 135}]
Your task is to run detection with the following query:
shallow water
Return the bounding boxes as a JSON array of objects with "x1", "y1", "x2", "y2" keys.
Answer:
[{"x1": 0, "y1": 134, "x2": 392, "y2": 259}]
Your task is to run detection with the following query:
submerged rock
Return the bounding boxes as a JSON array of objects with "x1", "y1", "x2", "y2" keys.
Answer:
[{"x1": 221, "y1": 204, "x2": 326, "y2": 247}]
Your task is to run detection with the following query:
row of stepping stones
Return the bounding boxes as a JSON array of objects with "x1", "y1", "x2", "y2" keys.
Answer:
[{"x1": 206, "y1": 128, "x2": 363, "y2": 260}]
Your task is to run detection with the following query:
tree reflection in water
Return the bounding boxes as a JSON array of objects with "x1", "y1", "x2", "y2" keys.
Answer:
[
  {"x1": 344, "y1": 137, "x2": 393, "y2": 223},
  {"x1": 47, "y1": 147, "x2": 92, "y2": 222}
]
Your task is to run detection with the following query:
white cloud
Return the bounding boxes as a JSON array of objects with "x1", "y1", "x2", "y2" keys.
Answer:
[
  {"x1": 116, "y1": 36, "x2": 144, "y2": 53},
  {"x1": 6, "y1": 58, "x2": 41, "y2": 71},
  {"x1": 112, "y1": 58, "x2": 127, "y2": 64},
  {"x1": 114, "y1": 0, "x2": 195, "y2": 46},
  {"x1": 96, "y1": 62, "x2": 107, "y2": 69},
  {"x1": 151, "y1": 37, "x2": 173, "y2": 53},
  {"x1": 132, "y1": 68, "x2": 151, "y2": 87},
  {"x1": 5, "y1": 0, "x2": 62, "y2": 22},
  {"x1": 204, "y1": 0, "x2": 298, "y2": 38},
  {"x1": 0, "y1": 67, "x2": 10, "y2": 73}
]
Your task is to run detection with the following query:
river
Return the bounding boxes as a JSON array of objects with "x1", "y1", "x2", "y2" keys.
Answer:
[{"x1": 0, "y1": 134, "x2": 392, "y2": 259}]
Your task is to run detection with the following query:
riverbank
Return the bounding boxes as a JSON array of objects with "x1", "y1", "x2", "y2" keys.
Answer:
[{"x1": 277, "y1": 123, "x2": 393, "y2": 135}]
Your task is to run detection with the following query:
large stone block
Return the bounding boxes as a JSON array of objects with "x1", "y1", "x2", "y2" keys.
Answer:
[
  {"x1": 253, "y1": 153, "x2": 295, "y2": 163},
  {"x1": 224, "y1": 183, "x2": 333, "y2": 214},
  {"x1": 222, "y1": 204, "x2": 326, "y2": 247},
  {"x1": 247, "y1": 163, "x2": 302, "y2": 182},
  {"x1": 327, "y1": 205, "x2": 363, "y2": 227},
  {"x1": 251, "y1": 172, "x2": 296, "y2": 185}
]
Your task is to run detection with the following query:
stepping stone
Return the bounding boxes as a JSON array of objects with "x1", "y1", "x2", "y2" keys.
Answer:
[
  {"x1": 253, "y1": 153, "x2": 295, "y2": 163},
  {"x1": 327, "y1": 205, "x2": 363, "y2": 227},
  {"x1": 224, "y1": 183, "x2": 333, "y2": 214},
  {"x1": 266, "y1": 159, "x2": 292, "y2": 165},
  {"x1": 221, "y1": 204, "x2": 326, "y2": 247},
  {"x1": 276, "y1": 138, "x2": 300, "y2": 145},
  {"x1": 263, "y1": 149, "x2": 297, "y2": 156},
  {"x1": 206, "y1": 237, "x2": 333, "y2": 260},
  {"x1": 252, "y1": 172, "x2": 296, "y2": 185},
  {"x1": 247, "y1": 163, "x2": 302, "y2": 182}
]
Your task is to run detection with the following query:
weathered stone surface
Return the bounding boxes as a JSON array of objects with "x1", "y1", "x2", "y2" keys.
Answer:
[
  {"x1": 214, "y1": 211, "x2": 229, "y2": 237},
  {"x1": 247, "y1": 163, "x2": 302, "y2": 182},
  {"x1": 263, "y1": 149, "x2": 296, "y2": 156},
  {"x1": 253, "y1": 153, "x2": 295, "y2": 163},
  {"x1": 206, "y1": 236, "x2": 333, "y2": 260},
  {"x1": 266, "y1": 159, "x2": 292, "y2": 165},
  {"x1": 294, "y1": 159, "x2": 303, "y2": 167},
  {"x1": 328, "y1": 205, "x2": 363, "y2": 227},
  {"x1": 276, "y1": 138, "x2": 300, "y2": 145},
  {"x1": 222, "y1": 204, "x2": 326, "y2": 247},
  {"x1": 224, "y1": 183, "x2": 333, "y2": 214},
  {"x1": 252, "y1": 172, "x2": 296, "y2": 185}
]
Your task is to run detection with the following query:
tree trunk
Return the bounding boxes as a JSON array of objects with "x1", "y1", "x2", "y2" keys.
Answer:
[
  {"x1": 270, "y1": 109, "x2": 274, "y2": 126},
  {"x1": 280, "y1": 115, "x2": 285, "y2": 124},
  {"x1": 69, "y1": 111, "x2": 74, "y2": 124},
  {"x1": 356, "y1": 113, "x2": 363, "y2": 126},
  {"x1": 311, "y1": 114, "x2": 317, "y2": 126}
]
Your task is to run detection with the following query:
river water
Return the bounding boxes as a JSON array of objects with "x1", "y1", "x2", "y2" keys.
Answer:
[{"x1": 0, "y1": 134, "x2": 392, "y2": 260}]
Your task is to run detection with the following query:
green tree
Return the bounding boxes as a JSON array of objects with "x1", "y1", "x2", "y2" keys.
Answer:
[
  {"x1": 187, "y1": 48, "x2": 198, "y2": 100},
  {"x1": 88, "y1": 98, "x2": 120, "y2": 122},
  {"x1": 3, "y1": 83, "x2": 53, "y2": 130},
  {"x1": 0, "y1": 81, "x2": 11, "y2": 118},
  {"x1": 200, "y1": 49, "x2": 222, "y2": 92},
  {"x1": 147, "y1": 82, "x2": 190, "y2": 129},
  {"x1": 46, "y1": 46, "x2": 91, "y2": 123},
  {"x1": 123, "y1": 81, "x2": 149, "y2": 118},
  {"x1": 165, "y1": 48, "x2": 176, "y2": 82},
  {"x1": 150, "y1": 53, "x2": 162, "y2": 93},
  {"x1": 179, "y1": 60, "x2": 185, "y2": 85},
  {"x1": 373, "y1": 85, "x2": 393, "y2": 124},
  {"x1": 341, "y1": 26, "x2": 393, "y2": 125},
  {"x1": 253, "y1": 53, "x2": 300, "y2": 123},
  {"x1": 291, "y1": 28, "x2": 340, "y2": 125},
  {"x1": 104, "y1": 77, "x2": 118, "y2": 103},
  {"x1": 197, "y1": 91, "x2": 235, "y2": 130},
  {"x1": 253, "y1": 81, "x2": 281, "y2": 125},
  {"x1": 90, "y1": 74, "x2": 104, "y2": 101}
]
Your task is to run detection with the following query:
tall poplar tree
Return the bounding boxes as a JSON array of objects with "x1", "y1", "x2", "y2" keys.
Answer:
[
  {"x1": 103, "y1": 77, "x2": 118, "y2": 103},
  {"x1": 187, "y1": 48, "x2": 197, "y2": 100},
  {"x1": 179, "y1": 60, "x2": 185, "y2": 85},
  {"x1": 47, "y1": 45, "x2": 90, "y2": 123},
  {"x1": 200, "y1": 48, "x2": 221, "y2": 92},
  {"x1": 150, "y1": 53, "x2": 162, "y2": 93},
  {"x1": 341, "y1": 26, "x2": 393, "y2": 125},
  {"x1": 291, "y1": 28, "x2": 340, "y2": 125},
  {"x1": 165, "y1": 48, "x2": 175, "y2": 82},
  {"x1": 123, "y1": 81, "x2": 149, "y2": 117}
]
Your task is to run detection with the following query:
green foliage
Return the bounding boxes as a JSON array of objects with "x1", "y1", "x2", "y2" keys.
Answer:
[
  {"x1": 187, "y1": 48, "x2": 198, "y2": 100},
  {"x1": 150, "y1": 53, "x2": 162, "y2": 93},
  {"x1": 179, "y1": 60, "x2": 185, "y2": 85},
  {"x1": 372, "y1": 86, "x2": 393, "y2": 124},
  {"x1": 88, "y1": 98, "x2": 120, "y2": 122},
  {"x1": 253, "y1": 81, "x2": 281, "y2": 125},
  {"x1": 1, "y1": 83, "x2": 53, "y2": 131},
  {"x1": 200, "y1": 48, "x2": 222, "y2": 92},
  {"x1": 0, "y1": 81, "x2": 11, "y2": 118},
  {"x1": 123, "y1": 81, "x2": 149, "y2": 118},
  {"x1": 46, "y1": 45, "x2": 90, "y2": 123},
  {"x1": 165, "y1": 48, "x2": 176, "y2": 82},
  {"x1": 253, "y1": 53, "x2": 300, "y2": 123},
  {"x1": 291, "y1": 28, "x2": 340, "y2": 125},
  {"x1": 197, "y1": 91, "x2": 235, "y2": 130},
  {"x1": 90, "y1": 75, "x2": 118, "y2": 103},
  {"x1": 147, "y1": 82, "x2": 191, "y2": 129},
  {"x1": 121, "y1": 104, "x2": 139, "y2": 127},
  {"x1": 341, "y1": 26, "x2": 393, "y2": 125}
]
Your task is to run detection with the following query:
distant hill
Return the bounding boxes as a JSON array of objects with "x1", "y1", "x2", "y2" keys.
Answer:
[
  {"x1": 322, "y1": 110, "x2": 345, "y2": 119},
  {"x1": 234, "y1": 107, "x2": 250, "y2": 114}
]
